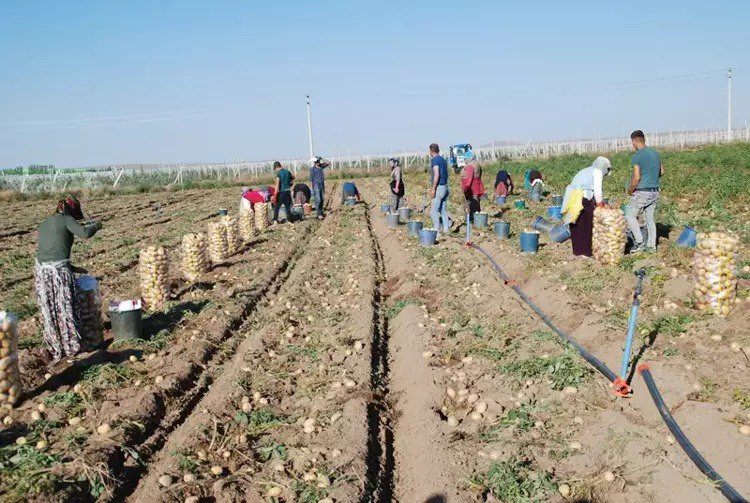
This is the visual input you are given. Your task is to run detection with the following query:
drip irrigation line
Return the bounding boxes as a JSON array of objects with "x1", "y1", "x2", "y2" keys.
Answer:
[
  {"x1": 469, "y1": 243, "x2": 747, "y2": 503},
  {"x1": 470, "y1": 243, "x2": 617, "y2": 382},
  {"x1": 639, "y1": 365, "x2": 747, "y2": 503}
]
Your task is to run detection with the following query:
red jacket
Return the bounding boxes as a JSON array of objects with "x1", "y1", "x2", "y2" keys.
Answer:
[
  {"x1": 461, "y1": 165, "x2": 485, "y2": 199},
  {"x1": 243, "y1": 188, "x2": 276, "y2": 206}
]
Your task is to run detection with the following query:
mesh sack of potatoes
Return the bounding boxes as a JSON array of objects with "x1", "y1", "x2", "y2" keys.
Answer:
[
  {"x1": 254, "y1": 202, "x2": 269, "y2": 232},
  {"x1": 139, "y1": 246, "x2": 169, "y2": 310},
  {"x1": 0, "y1": 312, "x2": 22, "y2": 408},
  {"x1": 181, "y1": 232, "x2": 208, "y2": 282},
  {"x1": 74, "y1": 276, "x2": 104, "y2": 351},
  {"x1": 208, "y1": 222, "x2": 229, "y2": 264},
  {"x1": 592, "y1": 207, "x2": 626, "y2": 265},
  {"x1": 221, "y1": 215, "x2": 240, "y2": 255},
  {"x1": 239, "y1": 210, "x2": 255, "y2": 242},
  {"x1": 693, "y1": 232, "x2": 739, "y2": 316}
]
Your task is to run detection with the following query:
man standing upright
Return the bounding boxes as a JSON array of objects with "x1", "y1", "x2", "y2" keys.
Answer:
[
  {"x1": 310, "y1": 156, "x2": 330, "y2": 220},
  {"x1": 272, "y1": 161, "x2": 294, "y2": 224},
  {"x1": 429, "y1": 143, "x2": 452, "y2": 234},
  {"x1": 626, "y1": 130, "x2": 664, "y2": 253}
]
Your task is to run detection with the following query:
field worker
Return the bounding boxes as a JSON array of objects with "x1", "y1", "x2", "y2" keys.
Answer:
[
  {"x1": 389, "y1": 158, "x2": 404, "y2": 211},
  {"x1": 35, "y1": 197, "x2": 102, "y2": 362},
  {"x1": 272, "y1": 161, "x2": 294, "y2": 224},
  {"x1": 293, "y1": 183, "x2": 312, "y2": 205},
  {"x1": 561, "y1": 156, "x2": 612, "y2": 257},
  {"x1": 429, "y1": 143, "x2": 453, "y2": 234},
  {"x1": 310, "y1": 156, "x2": 330, "y2": 220},
  {"x1": 240, "y1": 187, "x2": 274, "y2": 212},
  {"x1": 341, "y1": 181, "x2": 362, "y2": 203},
  {"x1": 626, "y1": 130, "x2": 664, "y2": 253},
  {"x1": 460, "y1": 150, "x2": 485, "y2": 221},
  {"x1": 524, "y1": 169, "x2": 543, "y2": 190},
  {"x1": 494, "y1": 169, "x2": 514, "y2": 196}
]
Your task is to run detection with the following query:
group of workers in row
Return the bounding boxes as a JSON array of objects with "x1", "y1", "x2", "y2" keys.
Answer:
[
  {"x1": 32, "y1": 130, "x2": 660, "y2": 365},
  {"x1": 239, "y1": 157, "x2": 362, "y2": 222},
  {"x1": 404, "y1": 130, "x2": 661, "y2": 257}
]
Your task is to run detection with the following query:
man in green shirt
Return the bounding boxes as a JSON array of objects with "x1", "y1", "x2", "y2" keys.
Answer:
[
  {"x1": 272, "y1": 161, "x2": 295, "y2": 224},
  {"x1": 626, "y1": 130, "x2": 665, "y2": 253}
]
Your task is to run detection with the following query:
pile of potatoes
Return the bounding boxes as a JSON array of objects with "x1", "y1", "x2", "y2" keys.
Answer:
[
  {"x1": 221, "y1": 216, "x2": 240, "y2": 255},
  {"x1": 593, "y1": 207, "x2": 627, "y2": 265},
  {"x1": 208, "y1": 222, "x2": 229, "y2": 264},
  {"x1": 693, "y1": 232, "x2": 739, "y2": 316},
  {"x1": 181, "y1": 233, "x2": 208, "y2": 282},
  {"x1": 74, "y1": 279, "x2": 104, "y2": 351},
  {"x1": 239, "y1": 210, "x2": 255, "y2": 242},
  {"x1": 0, "y1": 313, "x2": 22, "y2": 408},
  {"x1": 254, "y1": 202, "x2": 269, "y2": 232},
  {"x1": 139, "y1": 246, "x2": 169, "y2": 310}
]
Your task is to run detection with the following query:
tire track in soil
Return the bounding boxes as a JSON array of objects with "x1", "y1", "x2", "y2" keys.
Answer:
[
  {"x1": 361, "y1": 203, "x2": 395, "y2": 503},
  {"x1": 117, "y1": 187, "x2": 337, "y2": 503}
]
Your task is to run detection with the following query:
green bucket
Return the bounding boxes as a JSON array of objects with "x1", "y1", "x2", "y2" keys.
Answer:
[{"x1": 109, "y1": 300, "x2": 143, "y2": 341}]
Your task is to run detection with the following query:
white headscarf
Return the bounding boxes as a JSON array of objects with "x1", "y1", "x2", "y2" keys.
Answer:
[{"x1": 592, "y1": 156, "x2": 612, "y2": 176}]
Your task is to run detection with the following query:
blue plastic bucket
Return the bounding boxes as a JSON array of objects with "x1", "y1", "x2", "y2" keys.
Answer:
[
  {"x1": 676, "y1": 225, "x2": 697, "y2": 248},
  {"x1": 344, "y1": 197, "x2": 356, "y2": 206},
  {"x1": 514, "y1": 200, "x2": 526, "y2": 209},
  {"x1": 407, "y1": 221, "x2": 423, "y2": 237},
  {"x1": 419, "y1": 229, "x2": 438, "y2": 247},
  {"x1": 549, "y1": 224, "x2": 571, "y2": 243},
  {"x1": 602, "y1": 197, "x2": 610, "y2": 205},
  {"x1": 474, "y1": 212, "x2": 489, "y2": 228},
  {"x1": 530, "y1": 184, "x2": 543, "y2": 202},
  {"x1": 494, "y1": 221, "x2": 510, "y2": 239},
  {"x1": 496, "y1": 195, "x2": 507, "y2": 205},
  {"x1": 520, "y1": 232, "x2": 540, "y2": 253},
  {"x1": 291, "y1": 205, "x2": 305, "y2": 220},
  {"x1": 380, "y1": 203, "x2": 390, "y2": 214},
  {"x1": 218, "y1": 208, "x2": 228, "y2": 216},
  {"x1": 532, "y1": 216, "x2": 555, "y2": 233},
  {"x1": 551, "y1": 195, "x2": 563, "y2": 206},
  {"x1": 398, "y1": 207, "x2": 413, "y2": 223},
  {"x1": 547, "y1": 206, "x2": 562, "y2": 221},
  {"x1": 386, "y1": 213, "x2": 400, "y2": 228},
  {"x1": 620, "y1": 204, "x2": 629, "y2": 214}
]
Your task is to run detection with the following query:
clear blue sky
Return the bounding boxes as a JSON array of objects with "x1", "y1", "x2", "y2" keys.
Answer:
[{"x1": 1, "y1": 0, "x2": 747, "y2": 169}]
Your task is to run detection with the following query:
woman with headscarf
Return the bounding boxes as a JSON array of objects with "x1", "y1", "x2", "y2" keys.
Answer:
[
  {"x1": 389, "y1": 158, "x2": 404, "y2": 211},
  {"x1": 35, "y1": 197, "x2": 102, "y2": 362},
  {"x1": 460, "y1": 151, "x2": 485, "y2": 221},
  {"x1": 494, "y1": 169, "x2": 514, "y2": 197},
  {"x1": 561, "y1": 156, "x2": 612, "y2": 257}
]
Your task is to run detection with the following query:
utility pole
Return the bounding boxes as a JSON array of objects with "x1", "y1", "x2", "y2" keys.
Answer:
[
  {"x1": 727, "y1": 68, "x2": 733, "y2": 142},
  {"x1": 306, "y1": 95, "x2": 315, "y2": 158}
]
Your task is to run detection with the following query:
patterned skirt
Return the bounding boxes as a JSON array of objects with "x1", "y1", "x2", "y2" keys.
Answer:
[{"x1": 34, "y1": 260, "x2": 81, "y2": 362}]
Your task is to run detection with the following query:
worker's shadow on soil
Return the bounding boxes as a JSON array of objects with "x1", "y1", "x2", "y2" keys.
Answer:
[
  {"x1": 424, "y1": 496, "x2": 446, "y2": 503},
  {"x1": 141, "y1": 300, "x2": 209, "y2": 339},
  {"x1": 626, "y1": 329, "x2": 658, "y2": 385}
]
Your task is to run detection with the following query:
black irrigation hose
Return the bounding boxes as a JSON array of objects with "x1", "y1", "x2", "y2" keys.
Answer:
[
  {"x1": 639, "y1": 366, "x2": 747, "y2": 503},
  {"x1": 470, "y1": 243, "x2": 617, "y2": 382},
  {"x1": 470, "y1": 243, "x2": 748, "y2": 503}
]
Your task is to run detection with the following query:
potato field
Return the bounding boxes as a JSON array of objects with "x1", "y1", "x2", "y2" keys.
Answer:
[{"x1": 0, "y1": 143, "x2": 749, "y2": 503}]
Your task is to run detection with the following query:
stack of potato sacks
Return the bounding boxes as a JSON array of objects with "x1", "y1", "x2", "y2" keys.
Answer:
[
  {"x1": 74, "y1": 276, "x2": 104, "y2": 351},
  {"x1": 239, "y1": 210, "x2": 255, "y2": 242},
  {"x1": 693, "y1": 232, "x2": 739, "y2": 316},
  {"x1": 0, "y1": 312, "x2": 22, "y2": 408},
  {"x1": 181, "y1": 233, "x2": 208, "y2": 282},
  {"x1": 221, "y1": 215, "x2": 240, "y2": 255},
  {"x1": 254, "y1": 202, "x2": 269, "y2": 232},
  {"x1": 139, "y1": 246, "x2": 169, "y2": 310},
  {"x1": 208, "y1": 222, "x2": 229, "y2": 264},
  {"x1": 593, "y1": 207, "x2": 627, "y2": 264}
]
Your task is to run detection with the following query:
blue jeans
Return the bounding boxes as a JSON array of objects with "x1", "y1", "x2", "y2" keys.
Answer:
[
  {"x1": 626, "y1": 190, "x2": 659, "y2": 248},
  {"x1": 431, "y1": 185, "x2": 452, "y2": 233},
  {"x1": 313, "y1": 185, "x2": 324, "y2": 216}
]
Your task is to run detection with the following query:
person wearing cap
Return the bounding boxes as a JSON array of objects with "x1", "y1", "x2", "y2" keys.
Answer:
[
  {"x1": 389, "y1": 158, "x2": 404, "y2": 211},
  {"x1": 309, "y1": 156, "x2": 330, "y2": 220},
  {"x1": 626, "y1": 130, "x2": 664, "y2": 253},
  {"x1": 460, "y1": 150, "x2": 485, "y2": 222},
  {"x1": 272, "y1": 161, "x2": 295, "y2": 224},
  {"x1": 561, "y1": 156, "x2": 613, "y2": 257},
  {"x1": 35, "y1": 197, "x2": 102, "y2": 362}
]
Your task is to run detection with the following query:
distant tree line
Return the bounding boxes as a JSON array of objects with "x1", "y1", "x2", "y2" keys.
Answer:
[{"x1": 1, "y1": 164, "x2": 57, "y2": 175}]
